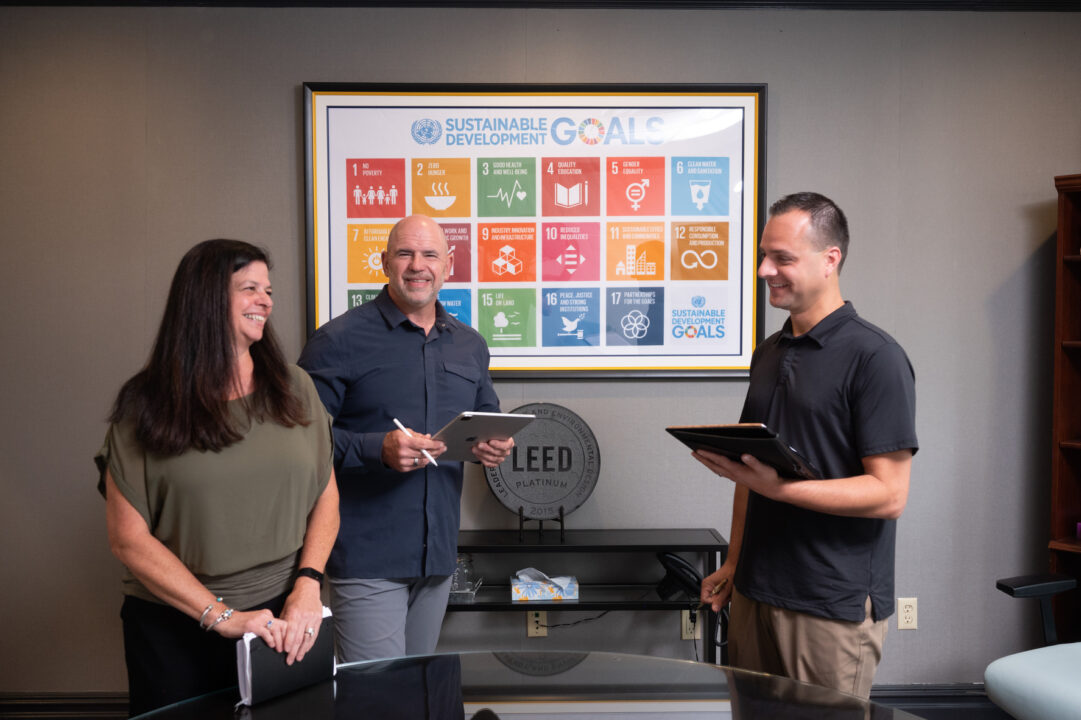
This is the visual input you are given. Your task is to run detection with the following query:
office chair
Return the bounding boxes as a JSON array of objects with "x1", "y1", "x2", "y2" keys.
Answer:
[{"x1": 984, "y1": 573, "x2": 1080, "y2": 720}]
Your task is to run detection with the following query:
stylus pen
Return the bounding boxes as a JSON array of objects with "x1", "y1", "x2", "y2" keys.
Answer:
[
  {"x1": 697, "y1": 577, "x2": 729, "y2": 611},
  {"x1": 392, "y1": 418, "x2": 439, "y2": 467}
]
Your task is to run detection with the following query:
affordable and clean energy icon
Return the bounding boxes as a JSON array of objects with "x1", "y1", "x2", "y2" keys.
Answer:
[
  {"x1": 689, "y1": 179, "x2": 711, "y2": 211},
  {"x1": 363, "y1": 249, "x2": 383, "y2": 278},
  {"x1": 625, "y1": 178, "x2": 650, "y2": 211}
]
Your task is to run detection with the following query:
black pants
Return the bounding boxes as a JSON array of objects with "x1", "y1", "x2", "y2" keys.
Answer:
[{"x1": 120, "y1": 593, "x2": 286, "y2": 717}]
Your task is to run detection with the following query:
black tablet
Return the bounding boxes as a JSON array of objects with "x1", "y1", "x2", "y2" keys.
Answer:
[{"x1": 666, "y1": 423, "x2": 821, "y2": 480}]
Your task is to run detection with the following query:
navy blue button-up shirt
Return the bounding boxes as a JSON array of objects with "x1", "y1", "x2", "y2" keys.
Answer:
[{"x1": 298, "y1": 288, "x2": 502, "y2": 579}]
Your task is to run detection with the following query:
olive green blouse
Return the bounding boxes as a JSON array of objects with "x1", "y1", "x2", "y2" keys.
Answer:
[{"x1": 96, "y1": 365, "x2": 333, "y2": 609}]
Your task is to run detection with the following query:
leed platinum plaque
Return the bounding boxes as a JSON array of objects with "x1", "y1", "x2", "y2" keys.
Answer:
[{"x1": 484, "y1": 402, "x2": 600, "y2": 520}]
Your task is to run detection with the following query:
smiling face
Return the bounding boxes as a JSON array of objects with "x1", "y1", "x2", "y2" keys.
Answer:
[
  {"x1": 758, "y1": 210, "x2": 842, "y2": 331},
  {"x1": 382, "y1": 215, "x2": 452, "y2": 323},
  {"x1": 229, "y1": 260, "x2": 273, "y2": 355}
]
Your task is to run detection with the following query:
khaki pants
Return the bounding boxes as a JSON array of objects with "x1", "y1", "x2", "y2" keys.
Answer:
[{"x1": 728, "y1": 588, "x2": 887, "y2": 699}]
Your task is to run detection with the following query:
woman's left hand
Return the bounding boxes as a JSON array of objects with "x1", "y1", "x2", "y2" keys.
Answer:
[{"x1": 280, "y1": 577, "x2": 323, "y2": 665}]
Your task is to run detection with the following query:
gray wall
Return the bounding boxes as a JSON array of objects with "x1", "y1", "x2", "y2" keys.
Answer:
[{"x1": 1, "y1": 5, "x2": 1078, "y2": 692}]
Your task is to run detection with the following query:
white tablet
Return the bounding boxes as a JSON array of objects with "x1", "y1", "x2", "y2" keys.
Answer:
[{"x1": 433, "y1": 411, "x2": 535, "y2": 462}]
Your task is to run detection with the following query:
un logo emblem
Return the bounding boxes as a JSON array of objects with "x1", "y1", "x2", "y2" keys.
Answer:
[
  {"x1": 692, "y1": 295, "x2": 707, "y2": 308},
  {"x1": 411, "y1": 118, "x2": 442, "y2": 145}
]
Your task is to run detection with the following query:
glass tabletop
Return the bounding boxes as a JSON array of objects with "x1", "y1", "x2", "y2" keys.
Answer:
[{"x1": 138, "y1": 650, "x2": 924, "y2": 719}]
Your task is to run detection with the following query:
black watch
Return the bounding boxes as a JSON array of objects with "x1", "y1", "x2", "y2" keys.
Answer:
[{"x1": 296, "y1": 567, "x2": 324, "y2": 588}]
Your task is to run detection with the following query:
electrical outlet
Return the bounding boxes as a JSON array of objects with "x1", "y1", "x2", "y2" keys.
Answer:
[
  {"x1": 527, "y1": 610, "x2": 548, "y2": 637},
  {"x1": 681, "y1": 609, "x2": 701, "y2": 640},
  {"x1": 898, "y1": 597, "x2": 917, "y2": 630}
]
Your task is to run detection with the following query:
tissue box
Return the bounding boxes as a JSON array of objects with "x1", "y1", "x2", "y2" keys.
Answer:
[{"x1": 511, "y1": 576, "x2": 579, "y2": 602}]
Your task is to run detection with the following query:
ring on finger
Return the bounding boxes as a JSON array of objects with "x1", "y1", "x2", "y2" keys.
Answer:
[
  {"x1": 413, "y1": 456, "x2": 419, "y2": 466},
  {"x1": 305, "y1": 627, "x2": 315, "y2": 637}
]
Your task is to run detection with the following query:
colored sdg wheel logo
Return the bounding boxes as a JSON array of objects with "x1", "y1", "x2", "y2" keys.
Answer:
[
  {"x1": 577, "y1": 118, "x2": 605, "y2": 145},
  {"x1": 411, "y1": 118, "x2": 442, "y2": 145}
]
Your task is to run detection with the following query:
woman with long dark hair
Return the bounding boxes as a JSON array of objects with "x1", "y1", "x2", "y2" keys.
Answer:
[{"x1": 96, "y1": 239, "x2": 339, "y2": 715}]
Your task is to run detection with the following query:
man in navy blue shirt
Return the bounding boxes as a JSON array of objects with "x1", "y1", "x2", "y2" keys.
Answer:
[
  {"x1": 694, "y1": 193, "x2": 917, "y2": 698},
  {"x1": 299, "y1": 214, "x2": 513, "y2": 662}
]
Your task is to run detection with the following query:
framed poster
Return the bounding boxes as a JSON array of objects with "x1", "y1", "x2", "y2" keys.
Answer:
[{"x1": 304, "y1": 83, "x2": 765, "y2": 377}]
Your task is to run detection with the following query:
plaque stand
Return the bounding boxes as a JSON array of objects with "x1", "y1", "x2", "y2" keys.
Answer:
[{"x1": 517, "y1": 506, "x2": 566, "y2": 543}]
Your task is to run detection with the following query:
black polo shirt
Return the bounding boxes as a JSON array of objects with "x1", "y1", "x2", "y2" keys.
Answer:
[{"x1": 735, "y1": 301, "x2": 918, "y2": 622}]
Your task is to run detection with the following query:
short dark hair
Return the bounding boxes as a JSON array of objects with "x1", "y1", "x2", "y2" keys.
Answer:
[
  {"x1": 769, "y1": 192, "x2": 850, "y2": 272},
  {"x1": 110, "y1": 239, "x2": 308, "y2": 455}
]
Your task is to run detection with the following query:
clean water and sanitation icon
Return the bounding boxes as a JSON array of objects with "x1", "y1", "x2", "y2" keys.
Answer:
[{"x1": 690, "y1": 179, "x2": 711, "y2": 210}]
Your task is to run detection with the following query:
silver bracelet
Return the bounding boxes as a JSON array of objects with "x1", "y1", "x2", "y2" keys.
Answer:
[
  {"x1": 197, "y1": 597, "x2": 224, "y2": 629},
  {"x1": 207, "y1": 606, "x2": 234, "y2": 632}
]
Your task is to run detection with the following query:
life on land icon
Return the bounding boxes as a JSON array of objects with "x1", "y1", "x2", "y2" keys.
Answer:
[{"x1": 493, "y1": 310, "x2": 523, "y2": 341}]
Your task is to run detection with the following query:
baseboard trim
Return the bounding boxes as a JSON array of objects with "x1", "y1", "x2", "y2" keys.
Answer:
[
  {"x1": 0, "y1": 693, "x2": 128, "y2": 719},
  {"x1": 872, "y1": 683, "x2": 1003, "y2": 713}
]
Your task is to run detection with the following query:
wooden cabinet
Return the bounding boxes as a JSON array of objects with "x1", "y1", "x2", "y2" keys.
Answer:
[{"x1": 1050, "y1": 173, "x2": 1081, "y2": 641}]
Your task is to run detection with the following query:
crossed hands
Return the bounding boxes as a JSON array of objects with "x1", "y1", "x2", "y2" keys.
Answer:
[{"x1": 211, "y1": 582, "x2": 323, "y2": 665}]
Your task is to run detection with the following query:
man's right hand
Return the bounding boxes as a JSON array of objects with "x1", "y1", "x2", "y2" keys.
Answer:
[
  {"x1": 700, "y1": 563, "x2": 736, "y2": 613},
  {"x1": 381, "y1": 428, "x2": 446, "y2": 472}
]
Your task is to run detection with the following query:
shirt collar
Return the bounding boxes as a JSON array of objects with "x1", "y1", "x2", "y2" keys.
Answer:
[
  {"x1": 373, "y1": 285, "x2": 454, "y2": 333},
  {"x1": 779, "y1": 301, "x2": 857, "y2": 347}
]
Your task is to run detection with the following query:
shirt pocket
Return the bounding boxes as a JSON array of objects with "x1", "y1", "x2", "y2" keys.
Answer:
[
  {"x1": 444, "y1": 360, "x2": 481, "y2": 383},
  {"x1": 440, "y1": 360, "x2": 481, "y2": 411}
]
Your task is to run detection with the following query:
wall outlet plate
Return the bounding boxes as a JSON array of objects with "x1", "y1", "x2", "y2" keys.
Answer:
[
  {"x1": 681, "y1": 609, "x2": 701, "y2": 640},
  {"x1": 527, "y1": 610, "x2": 548, "y2": 637},
  {"x1": 898, "y1": 597, "x2": 917, "y2": 630}
]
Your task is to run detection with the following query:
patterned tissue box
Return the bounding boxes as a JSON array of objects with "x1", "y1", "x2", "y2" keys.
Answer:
[{"x1": 510, "y1": 568, "x2": 579, "y2": 602}]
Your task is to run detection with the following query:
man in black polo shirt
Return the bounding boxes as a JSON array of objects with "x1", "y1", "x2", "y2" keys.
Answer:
[{"x1": 695, "y1": 192, "x2": 917, "y2": 698}]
